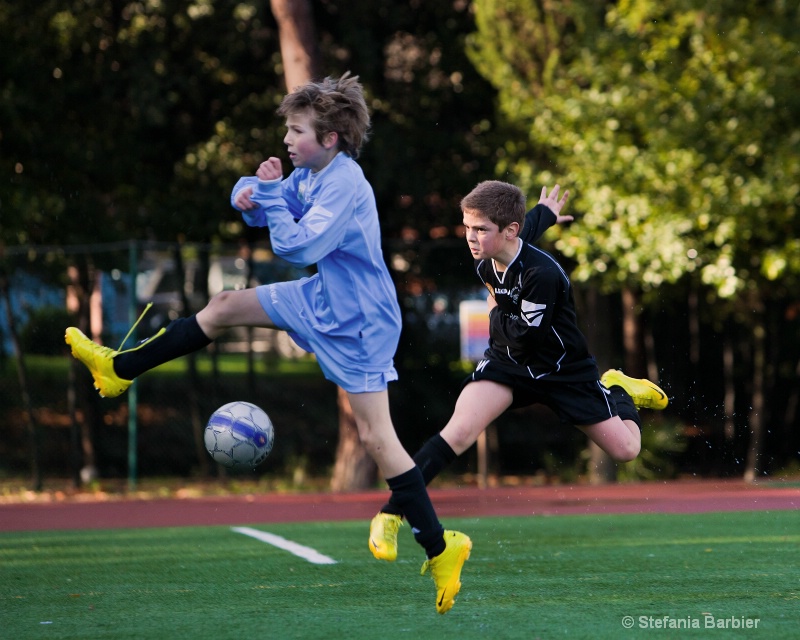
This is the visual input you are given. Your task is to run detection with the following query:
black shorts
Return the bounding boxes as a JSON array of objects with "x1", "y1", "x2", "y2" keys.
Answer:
[{"x1": 466, "y1": 359, "x2": 617, "y2": 427}]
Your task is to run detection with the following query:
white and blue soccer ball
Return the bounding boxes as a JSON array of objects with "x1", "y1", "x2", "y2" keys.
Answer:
[{"x1": 204, "y1": 401, "x2": 275, "y2": 468}]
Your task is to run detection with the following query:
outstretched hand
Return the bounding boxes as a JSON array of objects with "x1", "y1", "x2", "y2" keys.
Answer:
[{"x1": 539, "y1": 185, "x2": 573, "y2": 225}]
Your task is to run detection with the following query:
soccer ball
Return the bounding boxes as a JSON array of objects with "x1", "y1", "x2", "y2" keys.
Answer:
[{"x1": 204, "y1": 401, "x2": 275, "y2": 468}]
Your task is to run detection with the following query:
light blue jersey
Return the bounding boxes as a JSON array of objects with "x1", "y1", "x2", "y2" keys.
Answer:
[{"x1": 231, "y1": 152, "x2": 401, "y2": 393}]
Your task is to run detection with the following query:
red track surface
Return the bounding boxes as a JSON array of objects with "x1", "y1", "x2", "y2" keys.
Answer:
[{"x1": 1, "y1": 480, "x2": 797, "y2": 532}]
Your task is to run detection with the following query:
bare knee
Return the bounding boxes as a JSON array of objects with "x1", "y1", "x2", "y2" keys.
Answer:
[
  {"x1": 198, "y1": 290, "x2": 245, "y2": 335},
  {"x1": 207, "y1": 290, "x2": 236, "y2": 313},
  {"x1": 357, "y1": 422, "x2": 404, "y2": 457},
  {"x1": 201, "y1": 291, "x2": 232, "y2": 322},
  {"x1": 610, "y1": 440, "x2": 641, "y2": 463},
  {"x1": 354, "y1": 421, "x2": 380, "y2": 455},
  {"x1": 440, "y1": 422, "x2": 482, "y2": 456},
  {"x1": 580, "y1": 419, "x2": 641, "y2": 463}
]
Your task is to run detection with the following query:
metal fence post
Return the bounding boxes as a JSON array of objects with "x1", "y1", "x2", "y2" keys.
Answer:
[{"x1": 128, "y1": 240, "x2": 138, "y2": 491}]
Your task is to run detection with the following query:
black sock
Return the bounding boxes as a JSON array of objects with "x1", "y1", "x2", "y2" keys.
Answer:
[
  {"x1": 380, "y1": 434, "x2": 457, "y2": 518},
  {"x1": 610, "y1": 386, "x2": 642, "y2": 431},
  {"x1": 415, "y1": 434, "x2": 458, "y2": 484},
  {"x1": 385, "y1": 467, "x2": 445, "y2": 558},
  {"x1": 114, "y1": 315, "x2": 212, "y2": 380}
]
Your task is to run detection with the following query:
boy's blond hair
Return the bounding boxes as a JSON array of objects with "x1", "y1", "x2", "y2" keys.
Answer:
[
  {"x1": 278, "y1": 71, "x2": 370, "y2": 159},
  {"x1": 460, "y1": 180, "x2": 526, "y2": 230}
]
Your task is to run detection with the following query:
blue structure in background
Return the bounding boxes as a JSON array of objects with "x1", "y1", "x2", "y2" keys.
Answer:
[{"x1": 0, "y1": 270, "x2": 65, "y2": 354}]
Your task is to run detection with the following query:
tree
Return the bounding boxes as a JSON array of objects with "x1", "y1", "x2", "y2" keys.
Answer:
[
  {"x1": 270, "y1": 0, "x2": 321, "y2": 91},
  {"x1": 467, "y1": 0, "x2": 800, "y2": 478}
]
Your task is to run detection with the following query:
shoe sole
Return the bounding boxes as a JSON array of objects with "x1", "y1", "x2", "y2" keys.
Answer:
[
  {"x1": 368, "y1": 514, "x2": 401, "y2": 562},
  {"x1": 436, "y1": 540, "x2": 472, "y2": 614}
]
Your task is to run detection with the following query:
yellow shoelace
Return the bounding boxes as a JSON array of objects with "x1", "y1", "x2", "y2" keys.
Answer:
[{"x1": 117, "y1": 302, "x2": 153, "y2": 351}]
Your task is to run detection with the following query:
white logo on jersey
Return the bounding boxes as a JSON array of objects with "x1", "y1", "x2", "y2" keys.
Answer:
[
  {"x1": 302, "y1": 205, "x2": 333, "y2": 233},
  {"x1": 475, "y1": 359, "x2": 490, "y2": 372},
  {"x1": 521, "y1": 300, "x2": 547, "y2": 326}
]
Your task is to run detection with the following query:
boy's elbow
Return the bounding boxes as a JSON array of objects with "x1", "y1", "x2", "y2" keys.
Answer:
[
  {"x1": 241, "y1": 210, "x2": 267, "y2": 227},
  {"x1": 271, "y1": 244, "x2": 314, "y2": 268}
]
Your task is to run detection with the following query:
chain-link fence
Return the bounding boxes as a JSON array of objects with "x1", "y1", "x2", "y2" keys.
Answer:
[
  {"x1": 0, "y1": 241, "x2": 342, "y2": 487},
  {"x1": 0, "y1": 238, "x2": 490, "y2": 489}
]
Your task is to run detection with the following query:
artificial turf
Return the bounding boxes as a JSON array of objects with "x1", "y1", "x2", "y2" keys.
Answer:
[{"x1": 1, "y1": 510, "x2": 798, "y2": 639}]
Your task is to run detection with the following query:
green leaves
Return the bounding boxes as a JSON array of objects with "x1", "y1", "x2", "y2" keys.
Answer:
[{"x1": 470, "y1": 0, "x2": 800, "y2": 302}]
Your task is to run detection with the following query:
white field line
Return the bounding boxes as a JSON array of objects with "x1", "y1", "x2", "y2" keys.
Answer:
[{"x1": 231, "y1": 526, "x2": 337, "y2": 565}]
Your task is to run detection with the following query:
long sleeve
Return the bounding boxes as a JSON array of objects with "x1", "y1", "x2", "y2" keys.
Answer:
[
  {"x1": 520, "y1": 204, "x2": 557, "y2": 244},
  {"x1": 250, "y1": 176, "x2": 352, "y2": 267}
]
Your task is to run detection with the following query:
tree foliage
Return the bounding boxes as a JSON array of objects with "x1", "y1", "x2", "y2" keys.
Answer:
[
  {"x1": 1, "y1": 0, "x2": 286, "y2": 250},
  {"x1": 468, "y1": 0, "x2": 800, "y2": 477},
  {"x1": 468, "y1": 0, "x2": 800, "y2": 303}
]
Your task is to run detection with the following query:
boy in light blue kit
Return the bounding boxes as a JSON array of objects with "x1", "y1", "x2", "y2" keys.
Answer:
[{"x1": 66, "y1": 72, "x2": 471, "y2": 614}]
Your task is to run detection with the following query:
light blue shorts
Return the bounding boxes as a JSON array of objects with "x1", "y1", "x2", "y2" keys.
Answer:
[{"x1": 256, "y1": 282, "x2": 399, "y2": 394}]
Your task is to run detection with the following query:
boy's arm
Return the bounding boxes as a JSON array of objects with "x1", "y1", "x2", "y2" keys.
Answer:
[
  {"x1": 520, "y1": 185, "x2": 572, "y2": 244},
  {"x1": 251, "y1": 173, "x2": 351, "y2": 267},
  {"x1": 231, "y1": 176, "x2": 256, "y2": 210},
  {"x1": 231, "y1": 158, "x2": 291, "y2": 227},
  {"x1": 520, "y1": 205, "x2": 557, "y2": 244}
]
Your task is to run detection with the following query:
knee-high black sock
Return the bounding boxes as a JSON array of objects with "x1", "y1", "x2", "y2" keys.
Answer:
[
  {"x1": 381, "y1": 434, "x2": 457, "y2": 517},
  {"x1": 415, "y1": 434, "x2": 458, "y2": 484},
  {"x1": 609, "y1": 386, "x2": 642, "y2": 431},
  {"x1": 385, "y1": 466, "x2": 445, "y2": 558},
  {"x1": 113, "y1": 315, "x2": 212, "y2": 380}
]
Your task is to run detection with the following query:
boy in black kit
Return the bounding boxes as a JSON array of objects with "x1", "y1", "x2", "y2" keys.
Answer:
[{"x1": 369, "y1": 180, "x2": 668, "y2": 560}]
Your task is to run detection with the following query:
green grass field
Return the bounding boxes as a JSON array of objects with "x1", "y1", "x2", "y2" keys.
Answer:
[{"x1": 2, "y1": 511, "x2": 798, "y2": 639}]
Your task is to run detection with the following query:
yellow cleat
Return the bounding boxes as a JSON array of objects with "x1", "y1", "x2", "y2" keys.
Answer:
[
  {"x1": 601, "y1": 369, "x2": 668, "y2": 410},
  {"x1": 65, "y1": 327, "x2": 132, "y2": 398},
  {"x1": 421, "y1": 530, "x2": 472, "y2": 614},
  {"x1": 368, "y1": 512, "x2": 402, "y2": 562}
]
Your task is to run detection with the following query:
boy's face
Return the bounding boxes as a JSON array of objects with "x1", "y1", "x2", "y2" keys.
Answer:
[
  {"x1": 283, "y1": 111, "x2": 337, "y2": 172},
  {"x1": 463, "y1": 208, "x2": 515, "y2": 261}
]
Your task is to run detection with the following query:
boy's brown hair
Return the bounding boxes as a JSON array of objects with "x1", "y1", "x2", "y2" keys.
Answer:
[
  {"x1": 460, "y1": 180, "x2": 526, "y2": 230},
  {"x1": 278, "y1": 71, "x2": 370, "y2": 159}
]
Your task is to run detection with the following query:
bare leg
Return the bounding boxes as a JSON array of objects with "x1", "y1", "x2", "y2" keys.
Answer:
[
  {"x1": 578, "y1": 417, "x2": 641, "y2": 462},
  {"x1": 196, "y1": 288, "x2": 278, "y2": 339},
  {"x1": 346, "y1": 390, "x2": 415, "y2": 478},
  {"x1": 439, "y1": 381, "x2": 514, "y2": 455}
]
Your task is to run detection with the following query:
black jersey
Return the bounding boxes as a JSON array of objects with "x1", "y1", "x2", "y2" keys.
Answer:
[{"x1": 474, "y1": 204, "x2": 598, "y2": 382}]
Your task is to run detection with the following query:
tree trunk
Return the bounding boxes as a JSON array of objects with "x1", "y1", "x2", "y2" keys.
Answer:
[
  {"x1": 580, "y1": 287, "x2": 616, "y2": 484},
  {"x1": 621, "y1": 287, "x2": 647, "y2": 377},
  {"x1": 744, "y1": 317, "x2": 766, "y2": 483},
  {"x1": 722, "y1": 333, "x2": 736, "y2": 442},
  {"x1": 270, "y1": 0, "x2": 321, "y2": 92},
  {"x1": 330, "y1": 387, "x2": 377, "y2": 491}
]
